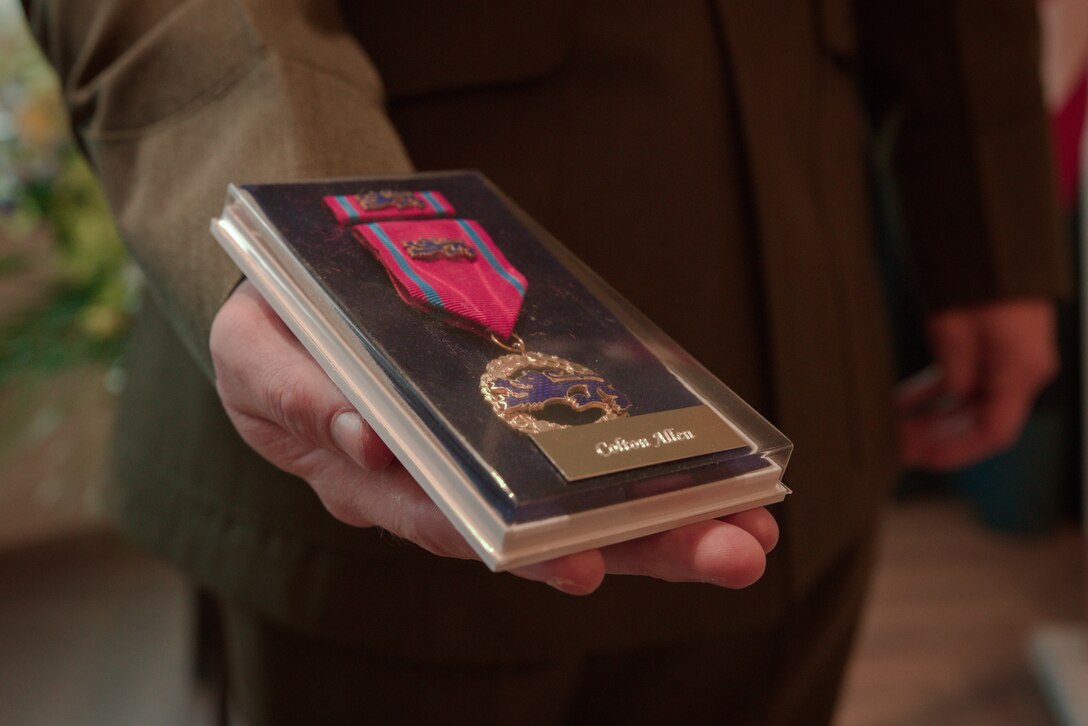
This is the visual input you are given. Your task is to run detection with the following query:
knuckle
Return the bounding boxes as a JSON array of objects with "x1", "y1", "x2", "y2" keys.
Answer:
[
  {"x1": 399, "y1": 502, "x2": 463, "y2": 559},
  {"x1": 209, "y1": 299, "x2": 247, "y2": 358},
  {"x1": 209, "y1": 301, "x2": 262, "y2": 390},
  {"x1": 209, "y1": 325, "x2": 236, "y2": 376},
  {"x1": 412, "y1": 528, "x2": 448, "y2": 557},
  {"x1": 390, "y1": 507, "x2": 430, "y2": 552},
  {"x1": 266, "y1": 370, "x2": 301, "y2": 423},
  {"x1": 212, "y1": 360, "x2": 248, "y2": 414},
  {"x1": 323, "y1": 491, "x2": 371, "y2": 528},
  {"x1": 266, "y1": 368, "x2": 326, "y2": 447},
  {"x1": 327, "y1": 499, "x2": 372, "y2": 528},
  {"x1": 213, "y1": 376, "x2": 236, "y2": 410},
  {"x1": 312, "y1": 474, "x2": 377, "y2": 528}
]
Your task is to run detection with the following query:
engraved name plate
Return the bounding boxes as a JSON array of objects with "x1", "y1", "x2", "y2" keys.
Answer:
[{"x1": 531, "y1": 405, "x2": 748, "y2": 481}]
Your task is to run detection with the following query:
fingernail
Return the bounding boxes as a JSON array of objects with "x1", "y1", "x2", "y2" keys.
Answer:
[
  {"x1": 332, "y1": 411, "x2": 365, "y2": 467},
  {"x1": 547, "y1": 578, "x2": 587, "y2": 595}
]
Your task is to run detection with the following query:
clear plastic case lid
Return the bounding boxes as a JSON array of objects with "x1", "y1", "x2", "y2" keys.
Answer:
[{"x1": 212, "y1": 172, "x2": 790, "y2": 568}]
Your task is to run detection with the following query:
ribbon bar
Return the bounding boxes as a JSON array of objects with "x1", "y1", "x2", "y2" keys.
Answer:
[{"x1": 324, "y1": 189, "x2": 454, "y2": 224}]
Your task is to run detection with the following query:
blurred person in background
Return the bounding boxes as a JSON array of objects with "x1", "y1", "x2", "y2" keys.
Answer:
[
  {"x1": 887, "y1": 0, "x2": 1086, "y2": 531},
  {"x1": 20, "y1": 1, "x2": 1068, "y2": 724},
  {"x1": 1040, "y1": 0, "x2": 1088, "y2": 212}
]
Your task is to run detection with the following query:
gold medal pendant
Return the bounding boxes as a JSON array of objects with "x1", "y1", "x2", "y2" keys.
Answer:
[{"x1": 480, "y1": 335, "x2": 632, "y2": 434}]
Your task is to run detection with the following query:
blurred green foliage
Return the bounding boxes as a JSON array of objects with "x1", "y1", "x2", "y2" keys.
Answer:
[{"x1": 0, "y1": 11, "x2": 135, "y2": 382}]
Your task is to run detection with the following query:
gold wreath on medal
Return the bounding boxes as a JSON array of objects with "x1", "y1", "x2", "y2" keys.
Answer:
[{"x1": 480, "y1": 335, "x2": 632, "y2": 434}]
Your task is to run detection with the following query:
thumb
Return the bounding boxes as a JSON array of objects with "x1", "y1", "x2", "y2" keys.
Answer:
[{"x1": 330, "y1": 410, "x2": 395, "y2": 471}]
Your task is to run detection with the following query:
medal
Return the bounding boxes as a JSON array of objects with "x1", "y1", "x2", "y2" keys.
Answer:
[
  {"x1": 353, "y1": 218, "x2": 632, "y2": 433},
  {"x1": 480, "y1": 339, "x2": 632, "y2": 434}
]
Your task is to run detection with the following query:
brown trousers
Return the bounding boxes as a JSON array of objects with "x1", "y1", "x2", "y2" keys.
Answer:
[{"x1": 220, "y1": 528, "x2": 875, "y2": 726}]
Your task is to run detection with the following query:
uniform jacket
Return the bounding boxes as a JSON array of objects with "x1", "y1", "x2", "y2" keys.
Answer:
[{"x1": 22, "y1": 0, "x2": 1067, "y2": 660}]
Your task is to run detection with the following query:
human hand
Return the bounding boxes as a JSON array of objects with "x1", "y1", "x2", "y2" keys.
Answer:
[
  {"x1": 210, "y1": 281, "x2": 779, "y2": 595},
  {"x1": 897, "y1": 298, "x2": 1059, "y2": 471}
]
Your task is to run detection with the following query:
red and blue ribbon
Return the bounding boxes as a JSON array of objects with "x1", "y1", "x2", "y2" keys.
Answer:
[{"x1": 353, "y1": 219, "x2": 527, "y2": 339}]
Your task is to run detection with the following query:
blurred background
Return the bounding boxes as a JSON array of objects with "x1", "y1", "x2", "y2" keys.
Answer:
[
  {"x1": 0, "y1": 1, "x2": 1083, "y2": 724},
  {"x1": 0, "y1": 1, "x2": 200, "y2": 724}
]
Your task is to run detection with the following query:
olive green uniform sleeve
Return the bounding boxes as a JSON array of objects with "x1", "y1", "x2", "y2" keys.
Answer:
[{"x1": 21, "y1": 0, "x2": 414, "y2": 377}]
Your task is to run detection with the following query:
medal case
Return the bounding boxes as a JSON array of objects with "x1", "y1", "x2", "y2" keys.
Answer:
[{"x1": 211, "y1": 172, "x2": 791, "y2": 570}]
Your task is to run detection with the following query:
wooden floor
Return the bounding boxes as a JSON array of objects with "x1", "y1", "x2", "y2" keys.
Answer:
[
  {"x1": 837, "y1": 497, "x2": 1083, "y2": 726},
  {"x1": 0, "y1": 533, "x2": 198, "y2": 726}
]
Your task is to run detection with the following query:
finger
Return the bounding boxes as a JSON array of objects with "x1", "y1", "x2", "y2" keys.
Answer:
[
  {"x1": 511, "y1": 550, "x2": 607, "y2": 596},
  {"x1": 331, "y1": 411, "x2": 395, "y2": 471},
  {"x1": 718, "y1": 507, "x2": 779, "y2": 553},
  {"x1": 903, "y1": 432, "x2": 994, "y2": 472},
  {"x1": 908, "y1": 327, "x2": 1051, "y2": 472},
  {"x1": 510, "y1": 508, "x2": 777, "y2": 595},
  {"x1": 307, "y1": 455, "x2": 480, "y2": 558},
  {"x1": 975, "y1": 369, "x2": 1036, "y2": 447},
  {"x1": 927, "y1": 312, "x2": 980, "y2": 399},
  {"x1": 900, "y1": 425, "x2": 988, "y2": 472},
  {"x1": 213, "y1": 283, "x2": 348, "y2": 431},
  {"x1": 211, "y1": 282, "x2": 392, "y2": 468},
  {"x1": 941, "y1": 387, "x2": 1032, "y2": 465},
  {"x1": 897, "y1": 404, "x2": 974, "y2": 468},
  {"x1": 899, "y1": 387, "x2": 1034, "y2": 471},
  {"x1": 899, "y1": 401, "x2": 995, "y2": 471},
  {"x1": 894, "y1": 365, "x2": 948, "y2": 414},
  {"x1": 601, "y1": 519, "x2": 767, "y2": 589}
]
